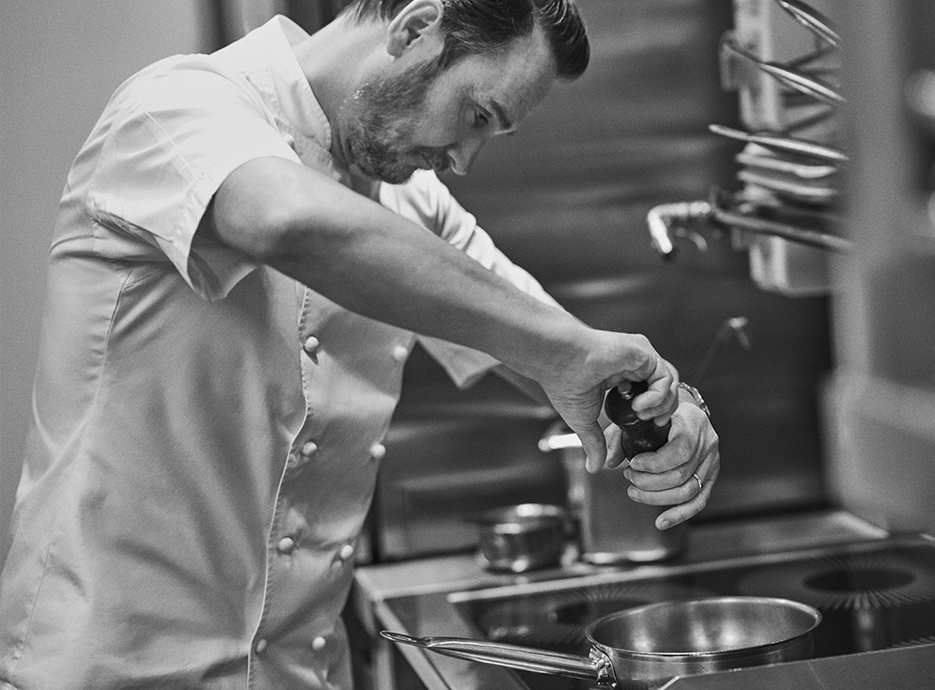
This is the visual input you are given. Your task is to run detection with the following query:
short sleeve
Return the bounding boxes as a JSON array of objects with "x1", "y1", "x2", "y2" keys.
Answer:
[{"x1": 86, "y1": 59, "x2": 302, "y2": 300}]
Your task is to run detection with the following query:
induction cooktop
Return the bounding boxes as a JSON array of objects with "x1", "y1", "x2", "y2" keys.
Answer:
[{"x1": 450, "y1": 534, "x2": 935, "y2": 690}]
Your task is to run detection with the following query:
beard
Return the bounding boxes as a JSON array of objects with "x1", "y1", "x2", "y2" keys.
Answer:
[{"x1": 340, "y1": 56, "x2": 451, "y2": 184}]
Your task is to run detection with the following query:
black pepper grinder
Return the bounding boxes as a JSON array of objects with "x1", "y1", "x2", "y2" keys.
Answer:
[{"x1": 604, "y1": 380, "x2": 671, "y2": 460}]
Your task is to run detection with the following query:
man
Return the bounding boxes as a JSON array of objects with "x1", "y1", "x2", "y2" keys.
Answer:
[{"x1": 0, "y1": 1, "x2": 719, "y2": 688}]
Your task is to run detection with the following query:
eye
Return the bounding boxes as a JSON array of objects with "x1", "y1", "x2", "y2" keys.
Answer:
[{"x1": 473, "y1": 110, "x2": 490, "y2": 128}]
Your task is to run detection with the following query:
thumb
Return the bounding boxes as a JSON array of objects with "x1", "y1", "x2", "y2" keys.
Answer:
[{"x1": 575, "y1": 422, "x2": 607, "y2": 473}]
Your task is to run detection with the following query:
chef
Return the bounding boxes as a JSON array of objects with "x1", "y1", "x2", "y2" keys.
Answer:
[{"x1": 0, "y1": 1, "x2": 719, "y2": 689}]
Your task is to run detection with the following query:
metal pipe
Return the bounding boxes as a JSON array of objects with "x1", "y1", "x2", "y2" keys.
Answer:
[{"x1": 646, "y1": 201, "x2": 713, "y2": 259}]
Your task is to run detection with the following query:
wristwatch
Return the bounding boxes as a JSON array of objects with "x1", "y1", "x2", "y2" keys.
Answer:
[{"x1": 677, "y1": 382, "x2": 711, "y2": 419}]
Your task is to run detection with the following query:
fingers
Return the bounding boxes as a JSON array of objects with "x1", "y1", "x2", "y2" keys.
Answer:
[
  {"x1": 603, "y1": 425, "x2": 627, "y2": 469},
  {"x1": 629, "y1": 358, "x2": 679, "y2": 422},
  {"x1": 628, "y1": 452, "x2": 719, "y2": 528},
  {"x1": 622, "y1": 403, "x2": 720, "y2": 529},
  {"x1": 542, "y1": 333, "x2": 679, "y2": 476},
  {"x1": 655, "y1": 461, "x2": 720, "y2": 529},
  {"x1": 574, "y1": 421, "x2": 608, "y2": 474}
]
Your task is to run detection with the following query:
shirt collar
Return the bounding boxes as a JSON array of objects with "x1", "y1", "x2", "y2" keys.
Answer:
[{"x1": 218, "y1": 15, "x2": 333, "y2": 153}]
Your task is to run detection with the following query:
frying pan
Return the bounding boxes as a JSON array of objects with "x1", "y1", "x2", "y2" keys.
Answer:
[{"x1": 382, "y1": 596, "x2": 821, "y2": 690}]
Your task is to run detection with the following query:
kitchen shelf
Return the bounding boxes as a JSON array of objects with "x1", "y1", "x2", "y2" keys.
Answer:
[{"x1": 723, "y1": 0, "x2": 844, "y2": 296}]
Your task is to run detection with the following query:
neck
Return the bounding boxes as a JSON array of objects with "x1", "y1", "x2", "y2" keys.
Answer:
[{"x1": 292, "y1": 14, "x2": 389, "y2": 172}]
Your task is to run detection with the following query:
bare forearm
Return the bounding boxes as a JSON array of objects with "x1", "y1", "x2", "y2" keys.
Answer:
[
  {"x1": 207, "y1": 157, "x2": 687, "y2": 471},
  {"x1": 283, "y1": 220, "x2": 584, "y2": 378},
  {"x1": 208, "y1": 157, "x2": 586, "y2": 381}
]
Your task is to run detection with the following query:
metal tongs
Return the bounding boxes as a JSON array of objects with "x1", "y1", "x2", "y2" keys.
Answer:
[
  {"x1": 709, "y1": 124, "x2": 847, "y2": 164},
  {"x1": 721, "y1": 38, "x2": 843, "y2": 105},
  {"x1": 735, "y1": 149, "x2": 838, "y2": 180},
  {"x1": 735, "y1": 168, "x2": 839, "y2": 205},
  {"x1": 774, "y1": 0, "x2": 841, "y2": 47}
]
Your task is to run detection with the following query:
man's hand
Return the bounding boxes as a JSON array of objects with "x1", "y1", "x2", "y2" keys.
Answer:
[
  {"x1": 537, "y1": 330, "x2": 679, "y2": 473},
  {"x1": 604, "y1": 398, "x2": 720, "y2": 530}
]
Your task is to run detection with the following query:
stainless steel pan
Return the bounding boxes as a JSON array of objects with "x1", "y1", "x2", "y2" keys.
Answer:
[{"x1": 382, "y1": 596, "x2": 821, "y2": 690}]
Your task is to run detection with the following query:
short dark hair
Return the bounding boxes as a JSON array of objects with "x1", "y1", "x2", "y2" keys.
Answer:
[{"x1": 343, "y1": 0, "x2": 589, "y2": 80}]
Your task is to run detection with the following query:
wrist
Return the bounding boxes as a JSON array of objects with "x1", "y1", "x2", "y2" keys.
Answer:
[{"x1": 516, "y1": 312, "x2": 591, "y2": 382}]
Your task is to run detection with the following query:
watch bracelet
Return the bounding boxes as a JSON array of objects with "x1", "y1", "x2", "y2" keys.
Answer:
[{"x1": 677, "y1": 382, "x2": 711, "y2": 419}]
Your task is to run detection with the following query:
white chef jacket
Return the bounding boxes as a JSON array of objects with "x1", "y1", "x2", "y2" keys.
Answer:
[{"x1": 0, "y1": 16, "x2": 559, "y2": 690}]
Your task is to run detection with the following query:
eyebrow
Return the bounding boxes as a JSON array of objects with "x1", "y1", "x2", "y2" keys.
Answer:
[{"x1": 489, "y1": 100, "x2": 515, "y2": 132}]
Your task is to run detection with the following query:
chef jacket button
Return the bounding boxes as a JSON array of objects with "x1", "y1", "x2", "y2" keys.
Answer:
[
  {"x1": 301, "y1": 440, "x2": 319, "y2": 457},
  {"x1": 312, "y1": 636, "x2": 327, "y2": 651},
  {"x1": 278, "y1": 536, "x2": 296, "y2": 554},
  {"x1": 369, "y1": 443, "x2": 386, "y2": 461},
  {"x1": 255, "y1": 638, "x2": 268, "y2": 655},
  {"x1": 304, "y1": 335, "x2": 321, "y2": 361},
  {"x1": 339, "y1": 543, "x2": 355, "y2": 562},
  {"x1": 391, "y1": 344, "x2": 408, "y2": 362}
]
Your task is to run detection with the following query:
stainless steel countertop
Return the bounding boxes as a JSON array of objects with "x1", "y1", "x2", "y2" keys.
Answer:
[
  {"x1": 351, "y1": 510, "x2": 935, "y2": 690},
  {"x1": 353, "y1": 510, "x2": 886, "y2": 606}
]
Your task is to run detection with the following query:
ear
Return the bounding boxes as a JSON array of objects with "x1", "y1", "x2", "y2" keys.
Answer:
[{"x1": 385, "y1": 0, "x2": 445, "y2": 58}]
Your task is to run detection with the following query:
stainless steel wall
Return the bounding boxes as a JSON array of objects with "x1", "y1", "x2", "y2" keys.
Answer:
[{"x1": 373, "y1": 0, "x2": 835, "y2": 562}]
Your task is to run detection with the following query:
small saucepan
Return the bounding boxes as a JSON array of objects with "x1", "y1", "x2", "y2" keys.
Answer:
[
  {"x1": 471, "y1": 503, "x2": 569, "y2": 573},
  {"x1": 382, "y1": 596, "x2": 821, "y2": 690}
]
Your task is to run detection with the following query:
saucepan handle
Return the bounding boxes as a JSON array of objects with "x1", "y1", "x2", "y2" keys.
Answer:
[{"x1": 380, "y1": 631, "x2": 614, "y2": 685}]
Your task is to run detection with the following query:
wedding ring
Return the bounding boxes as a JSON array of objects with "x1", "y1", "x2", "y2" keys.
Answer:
[{"x1": 692, "y1": 472, "x2": 703, "y2": 493}]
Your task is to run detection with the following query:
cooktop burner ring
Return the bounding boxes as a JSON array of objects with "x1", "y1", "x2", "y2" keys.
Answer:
[
  {"x1": 738, "y1": 551, "x2": 935, "y2": 610},
  {"x1": 891, "y1": 634, "x2": 935, "y2": 649},
  {"x1": 478, "y1": 582, "x2": 713, "y2": 648}
]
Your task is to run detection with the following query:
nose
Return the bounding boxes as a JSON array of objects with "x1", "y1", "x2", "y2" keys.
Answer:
[{"x1": 446, "y1": 138, "x2": 485, "y2": 175}]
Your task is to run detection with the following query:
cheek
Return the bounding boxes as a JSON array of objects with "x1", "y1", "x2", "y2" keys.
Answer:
[
  {"x1": 408, "y1": 97, "x2": 466, "y2": 148},
  {"x1": 408, "y1": 127, "x2": 453, "y2": 149}
]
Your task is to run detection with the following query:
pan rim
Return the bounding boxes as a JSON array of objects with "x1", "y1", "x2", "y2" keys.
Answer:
[{"x1": 584, "y1": 595, "x2": 822, "y2": 660}]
